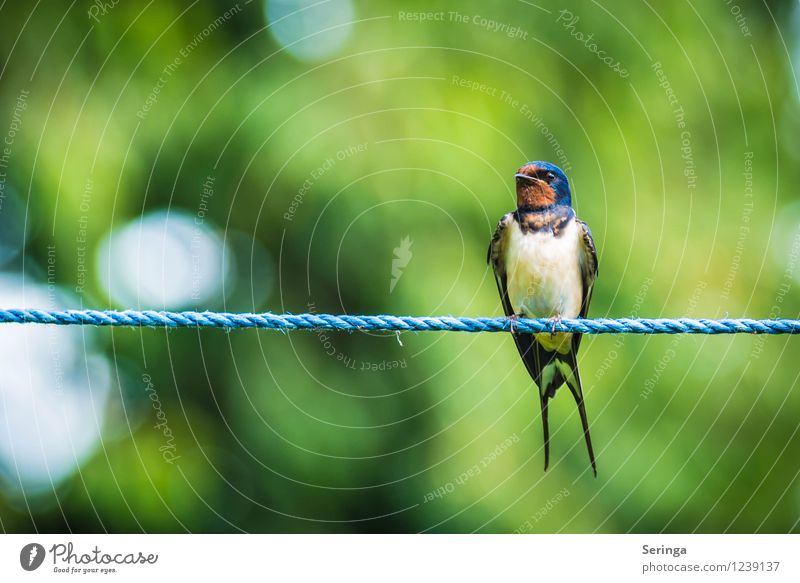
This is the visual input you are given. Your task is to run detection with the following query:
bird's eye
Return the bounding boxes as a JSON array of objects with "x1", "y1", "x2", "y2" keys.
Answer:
[{"x1": 546, "y1": 172, "x2": 556, "y2": 182}]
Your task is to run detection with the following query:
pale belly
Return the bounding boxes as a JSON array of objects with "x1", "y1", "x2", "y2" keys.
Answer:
[{"x1": 503, "y1": 220, "x2": 583, "y2": 352}]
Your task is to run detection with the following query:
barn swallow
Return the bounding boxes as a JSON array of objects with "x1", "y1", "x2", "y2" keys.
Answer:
[{"x1": 488, "y1": 161, "x2": 599, "y2": 475}]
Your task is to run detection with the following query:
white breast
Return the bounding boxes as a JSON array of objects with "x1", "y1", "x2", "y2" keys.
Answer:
[{"x1": 503, "y1": 218, "x2": 584, "y2": 320}]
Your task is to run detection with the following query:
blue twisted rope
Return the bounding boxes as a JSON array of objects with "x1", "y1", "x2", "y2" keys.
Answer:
[{"x1": 0, "y1": 309, "x2": 798, "y2": 334}]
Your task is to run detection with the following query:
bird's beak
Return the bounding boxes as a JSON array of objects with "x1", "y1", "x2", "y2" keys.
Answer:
[{"x1": 515, "y1": 173, "x2": 538, "y2": 182}]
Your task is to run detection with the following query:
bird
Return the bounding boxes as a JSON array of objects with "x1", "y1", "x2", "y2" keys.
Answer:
[{"x1": 487, "y1": 161, "x2": 599, "y2": 476}]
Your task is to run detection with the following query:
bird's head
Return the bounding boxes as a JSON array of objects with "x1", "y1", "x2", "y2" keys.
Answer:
[{"x1": 514, "y1": 161, "x2": 571, "y2": 210}]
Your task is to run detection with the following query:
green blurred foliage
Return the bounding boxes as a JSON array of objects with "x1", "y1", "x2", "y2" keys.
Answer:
[{"x1": 1, "y1": 0, "x2": 799, "y2": 532}]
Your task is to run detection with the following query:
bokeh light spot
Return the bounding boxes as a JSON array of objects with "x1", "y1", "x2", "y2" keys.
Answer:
[
  {"x1": 265, "y1": 0, "x2": 354, "y2": 62},
  {"x1": 0, "y1": 275, "x2": 110, "y2": 493},
  {"x1": 96, "y1": 210, "x2": 230, "y2": 310}
]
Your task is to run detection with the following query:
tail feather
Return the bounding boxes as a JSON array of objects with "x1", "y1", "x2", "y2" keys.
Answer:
[
  {"x1": 515, "y1": 332, "x2": 596, "y2": 476},
  {"x1": 565, "y1": 363, "x2": 597, "y2": 477},
  {"x1": 539, "y1": 394, "x2": 550, "y2": 472}
]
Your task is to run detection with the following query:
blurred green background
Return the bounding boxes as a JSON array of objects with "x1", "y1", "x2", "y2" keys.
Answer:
[{"x1": 0, "y1": 0, "x2": 799, "y2": 533}]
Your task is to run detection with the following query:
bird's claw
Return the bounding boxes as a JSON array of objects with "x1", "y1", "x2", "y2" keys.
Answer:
[
  {"x1": 508, "y1": 314, "x2": 521, "y2": 334},
  {"x1": 550, "y1": 315, "x2": 563, "y2": 338}
]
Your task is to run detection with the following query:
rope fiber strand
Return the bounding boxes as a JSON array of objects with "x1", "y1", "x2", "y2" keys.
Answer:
[{"x1": 0, "y1": 309, "x2": 798, "y2": 334}]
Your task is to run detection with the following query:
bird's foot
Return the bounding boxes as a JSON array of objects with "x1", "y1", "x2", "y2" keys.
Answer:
[
  {"x1": 508, "y1": 313, "x2": 522, "y2": 334},
  {"x1": 550, "y1": 315, "x2": 563, "y2": 338}
]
